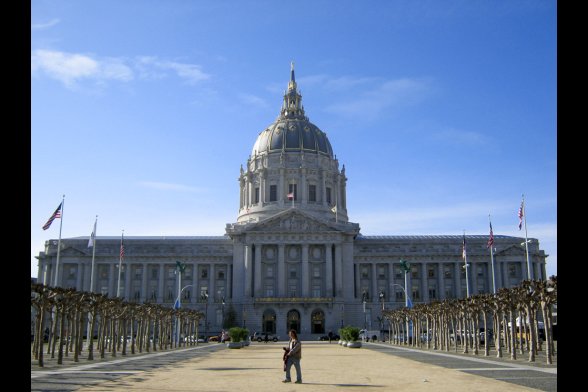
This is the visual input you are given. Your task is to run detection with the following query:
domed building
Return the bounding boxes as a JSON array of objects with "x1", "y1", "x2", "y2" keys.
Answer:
[{"x1": 36, "y1": 64, "x2": 548, "y2": 340}]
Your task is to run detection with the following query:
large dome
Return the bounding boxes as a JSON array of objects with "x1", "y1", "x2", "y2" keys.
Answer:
[
  {"x1": 251, "y1": 62, "x2": 333, "y2": 158},
  {"x1": 251, "y1": 119, "x2": 333, "y2": 158}
]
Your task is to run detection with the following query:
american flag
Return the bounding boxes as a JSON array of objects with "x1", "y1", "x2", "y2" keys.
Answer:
[
  {"x1": 518, "y1": 200, "x2": 524, "y2": 230},
  {"x1": 42, "y1": 202, "x2": 62, "y2": 230},
  {"x1": 462, "y1": 234, "x2": 467, "y2": 260},
  {"x1": 120, "y1": 236, "x2": 125, "y2": 259},
  {"x1": 287, "y1": 192, "x2": 294, "y2": 200},
  {"x1": 487, "y1": 222, "x2": 494, "y2": 248}
]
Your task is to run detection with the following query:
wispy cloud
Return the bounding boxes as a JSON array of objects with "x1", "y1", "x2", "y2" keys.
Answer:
[
  {"x1": 430, "y1": 127, "x2": 489, "y2": 146},
  {"x1": 32, "y1": 50, "x2": 210, "y2": 89},
  {"x1": 137, "y1": 57, "x2": 210, "y2": 84},
  {"x1": 31, "y1": 49, "x2": 133, "y2": 88},
  {"x1": 32, "y1": 19, "x2": 61, "y2": 30},
  {"x1": 138, "y1": 181, "x2": 205, "y2": 193},
  {"x1": 238, "y1": 93, "x2": 269, "y2": 108},
  {"x1": 325, "y1": 77, "x2": 432, "y2": 120}
]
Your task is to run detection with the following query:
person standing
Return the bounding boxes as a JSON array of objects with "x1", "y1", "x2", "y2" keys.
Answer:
[{"x1": 282, "y1": 329, "x2": 302, "y2": 384}]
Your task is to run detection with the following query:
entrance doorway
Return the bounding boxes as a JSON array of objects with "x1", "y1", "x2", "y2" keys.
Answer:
[{"x1": 287, "y1": 309, "x2": 300, "y2": 333}]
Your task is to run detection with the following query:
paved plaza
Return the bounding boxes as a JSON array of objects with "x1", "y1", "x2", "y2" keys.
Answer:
[{"x1": 31, "y1": 341, "x2": 557, "y2": 391}]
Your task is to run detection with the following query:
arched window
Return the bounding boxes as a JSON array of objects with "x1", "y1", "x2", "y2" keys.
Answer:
[
  {"x1": 287, "y1": 309, "x2": 300, "y2": 333},
  {"x1": 311, "y1": 309, "x2": 325, "y2": 334}
]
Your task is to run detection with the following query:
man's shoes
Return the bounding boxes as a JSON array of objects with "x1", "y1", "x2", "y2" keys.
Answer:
[
  {"x1": 282, "y1": 380, "x2": 291, "y2": 383},
  {"x1": 295, "y1": 380, "x2": 302, "y2": 384}
]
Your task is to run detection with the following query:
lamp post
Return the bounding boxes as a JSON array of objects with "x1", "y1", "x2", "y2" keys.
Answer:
[
  {"x1": 340, "y1": 304, "x2": 344, "y2": 328},
  {"x1": 201, "y1": 291, "x2": 209, "y2": 340},
  {"x1": 221, "y1": 296, "x2": 225, "y2": 329},
  {"x1": 379, "y1": 290, "x2": 385, "y2": 311},
  {"x1": 174, "y1": 261, "x2": 186, "y2": 345}
]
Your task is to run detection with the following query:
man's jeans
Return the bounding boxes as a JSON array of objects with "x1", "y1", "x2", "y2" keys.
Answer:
[{"x1": 285, "y1": 356, "x2": 302, "y2": 382}]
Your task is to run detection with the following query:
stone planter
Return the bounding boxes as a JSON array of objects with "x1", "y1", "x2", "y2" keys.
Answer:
[
  {"x1": 227, "y1": 341, "x2": 242, "y2": 349},
  {"x1": 346, "y1": 341, "x2": 362, "y2": 348},
  {"x1": 339, "y1": 340, "x2": 346, "y2": 346}
]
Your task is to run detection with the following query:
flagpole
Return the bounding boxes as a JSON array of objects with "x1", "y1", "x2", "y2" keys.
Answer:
[
  {"x1": 488, "y1": 214, "x2": 496, "y2": 294},
  {"x1": 89, "y1": 216, "x2": 98, "y2": 293},
  {"x1": 463, "y1": 230, "x2": 470, "y2": 298},
  {"x1": 54, "y1": 195, "x2": 65, "y2": 287},
  {"x1": 117, "y1": 230, "x2": 124, "y2": 298},
  {"x1": 522, "y1": 194, "x2": 532, "y2": 280}
]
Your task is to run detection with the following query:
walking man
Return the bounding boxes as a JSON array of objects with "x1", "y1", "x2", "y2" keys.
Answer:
[{"x1": 282, "y1": 329, "x2": 302, "y2": 384}]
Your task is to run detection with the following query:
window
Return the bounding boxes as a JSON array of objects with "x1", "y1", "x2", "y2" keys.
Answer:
[
  {"x1": 411, "y1": 266, "x2": 418, "y2": 279},
  {"x1": 288, "y1": 183, "x2": 297, "y2": 200},
  {"x1": 201, "y1": 268, "x2": 208, "y2": 279},
  {"x1": 266, "y1": 265, "x2": 274, "y2": 278},
  {"x1": 313, "y1": 265, "x2": 320, "y2": 278},
  {"x1": 289, "y1": 284, "x2": 297, "y2": 297},
  {"x1": 200, "y1": 287, "x2": 208, "y2": 298},
  {"x1": 395, "y1": 290, "x2": 404, "y2": 301},
  {"x1": 477, "y1": 266, "x2": 484, "y2": 277},
  {"x1": 312, "y1": 285, "x2": 321, "y2": 297},
  {"x1": 218, "y1": 270, "x2": 225, "y2": 280},
  {"x1": 168, "y1": 268, "x2": 175, "y2": 278},
  {"x1": 269, "y1": 185, "x2": 277, "y2": 201},
  {"x1": 167, "y1": 290, "x2": 174, "y2": 300},
  {"x1": 326, "y1": 187, "x2": 332, "y2": 204},
  {"x1": 443, "y1": 266, "x2": 452, "y2": 278},
  {"x1": 254, "y1": 187, "x2": 260, "y2": 204},
  {"x1": 361, "y1": 266, "x2": 368, "y2": 278},
  {"x1": 509, "y1": 265, "x2": 517, "y2": 278},
  {"x1": 135, "y1": 267, "x2": 142, "y2": 279},
  {"x1": 428, "y1": 288, "x2": 437, "y2": 299},
  {"x1": 134, "y1": 290, "x2": 141, "y2": 300},
  {"x1": 183, "y1": 290, "x2": 191, "y2": 300},
  {"x1": 151, "y1": 268, "x2": 158, "y2": 279},
  {"x1": 265, "y1": 284, "x2": 274, "y2": 297},
  {"x1": 289, "y1": 266, "x2": 297, "y2": 278},
  {"x1": 412, "y1": 288, "x2": 420, "y2": 300},
  {"x1": 378, "y1": 266, "x2": 386, "y2": 279},
  {"x1": 308, "y1": 185, "x2": 316, "y2": 202},
  {"x1": 445, "y1": 286, "x2": 453, "y2": 299},
  {"x1": 428, "y1": 267, "x2": 435, "y2": 278},
  {"x1": 68, "y1": 267, "x2": 75, "y2": 279}
]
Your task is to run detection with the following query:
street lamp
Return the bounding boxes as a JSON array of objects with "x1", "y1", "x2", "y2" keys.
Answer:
[
  {"x1": 174, "y1": 261, "x2": 187, "y2": 345},
  {"x1": 379, "y1": 290, "x2": 385, "y2": 311},
  {"x1": 201, "y1": 291, "x2": 209, "y2": 340},
  {"x1": 221, "y1": 296, "x2": 226, "y2": 329}
]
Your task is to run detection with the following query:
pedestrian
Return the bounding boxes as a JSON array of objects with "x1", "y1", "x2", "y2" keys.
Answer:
[
  {"x1": 328, "y1": 330, "x2": 333, "y2": 344},
  {"x1": 264, "y1": 333, "x2": 269, "y2": 343},
  {"x1": 282, "y1": 329, "x2": 302, "y2": 384}
]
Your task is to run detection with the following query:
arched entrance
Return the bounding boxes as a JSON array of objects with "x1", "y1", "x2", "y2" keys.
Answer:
[
  {"x1": 311, "y1": 309, "x2": 325, "y2": 334},
  {"x1": 287, "y1": 309, "x2": 300, "y2": 333},
  {"x1": 262, "y1": 309, "x2": 276, "y2": 333}
]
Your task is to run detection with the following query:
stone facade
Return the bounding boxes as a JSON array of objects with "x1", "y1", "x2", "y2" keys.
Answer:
[{"x1": 35, "y1": 64, "x2": 547, "y2": 340}]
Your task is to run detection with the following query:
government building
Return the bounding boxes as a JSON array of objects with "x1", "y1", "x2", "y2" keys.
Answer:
[{"x1": 35, "y1": 65, "x2": 548, "y2": 340}]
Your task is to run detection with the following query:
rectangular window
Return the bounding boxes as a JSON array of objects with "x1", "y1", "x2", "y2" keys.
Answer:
[
  {"x1": 151, "y1": 268, "x2": 158, "y2": 279},
  {"x1": 168, "y1": 268, "x2": 175, "y2": 278},
  {"x1": 289, "y1": 266, "x2": 297, "y2": 279},
  {"x1": 429, "y1": 288, "x2": 437, "y2": 299},
  {"x1": 361, "y1": 266, "x2": 368, "y2": 279},
  {"x1": 308, "y1": 185, "x2": 316, "y2": 202},
  {"x1": 254, "y1": 187, "x2": 260, "y2": 204},
  {"x1": 395, "y1": 290, "x2": 404, "y2": 301},
  {"x1": 378, "y1": 266, "x2": 386, "y2": 279},
  {"x1": 218, "y1": 269, "x2": 225, "y2": 280},
  {"x1": 265, "y1": 285, "x2": 274, "y2": 297},
  {"x1": 411, "y1": 266, "x2": 418, "y2": 279},
  {"x1": 200, "y1": 287, "x2": 208, "y2": 298},
  {"x1": 312, "y1": 285, "x2": 321, "y2": 297},
  {"x1": 266, "y1": 265, "x2": 274, "y2": 278},
  {"x1": 269, "y1": 185, "x2": 277, "y2": 202},
  {"x1": 135, "y1": 267, "x2": 143, "y2": 279},
  {"x1": 288, "y1": 183, "x2": 297, "y2": 200},
  {"x1": 201, "y1": 268, "x2": 208, "y2": 279},
  {"x1": 326, "y1": 187, "x2": 332, "y2": 204},
  {"x1": 289, "y1": 284, "x2": 297, "y2": 297},
  {"x1": 412, "y1": 288, "x2": 420, "y2": 301},
  {"x1": 428, "y1": 267, "x2": 435, "y2": 278},
  {"x1": 444, "y1": 266, "x2": 452, "y2": 278},
  {"x1": 477, "y1": 266, "x2": 484, "y2": 277},
  {"x1": 313, "y1": 265, "x2": 320, "y2": 278}
]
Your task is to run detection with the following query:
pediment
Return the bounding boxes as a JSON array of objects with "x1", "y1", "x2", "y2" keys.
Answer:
[
  {"x1": 494, "y1": 244, "x2": 526, "y2": 256},
  {"x1": 60, "y1": 246, "x2": 90, "y2": 257},
  {"x1": 247, "y1": 209, "x2": 343, "y2": 234}
]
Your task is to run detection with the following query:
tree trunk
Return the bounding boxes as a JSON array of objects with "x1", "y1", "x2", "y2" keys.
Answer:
[
  {"x1": 57, "y1": 307, "x2": 66, "y2": 364},
  {"x1": 541, "y1": 303, "x2": 552, "y2": 364}
]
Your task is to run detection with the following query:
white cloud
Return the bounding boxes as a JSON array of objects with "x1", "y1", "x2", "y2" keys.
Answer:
[
  {"x1": 138, "y1": 181, "x2": 205, "y2": 193},
  {"x1": 238, "y1": 93, "x2": 269, "y2": 108},
  {"x1": 32, "y1": 19, "x2": 61, "y2": 30},
  {"x1": 325, "y1": 77, "x2": 431, "y2": 120},
  {"x1": 137, "y1": 57, "x2": 210, "y2": 84},
  {"x1": 31, "y1": 49, "x2": 133, "y2": 88}
]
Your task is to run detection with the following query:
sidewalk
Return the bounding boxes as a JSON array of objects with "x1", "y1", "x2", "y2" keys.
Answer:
[{"x1": 37, "y1": 341, "x2": 551, "y2": 392}]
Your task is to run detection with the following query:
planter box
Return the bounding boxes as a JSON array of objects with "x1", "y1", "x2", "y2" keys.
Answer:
[
  {"x1": 227, "y1": 342, "x2": 242, "y2": 349},
  {"x1": 346, "y1": 341, "x2": 362, "y2": 348}
]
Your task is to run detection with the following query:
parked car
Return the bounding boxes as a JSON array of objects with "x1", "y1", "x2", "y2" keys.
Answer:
[
  {"x1": 252, "y1": 332, "x2": 279, "y2": 342},
  {"x1": 208, "y1": 335, "x2": 220, "y2": 342}
]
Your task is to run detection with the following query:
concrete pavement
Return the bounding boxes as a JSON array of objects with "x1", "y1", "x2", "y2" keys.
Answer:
[{"x1": 32, "y1": 340, "x2": 556, "y2": 391}]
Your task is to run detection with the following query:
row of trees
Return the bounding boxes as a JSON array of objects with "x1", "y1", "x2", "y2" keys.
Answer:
[
  {"x1": 31, "y1": 283, "x2": 204, "y2": 367},
  {"x1": 382, "y1": 277, "x2": 557, "y2": 364}
]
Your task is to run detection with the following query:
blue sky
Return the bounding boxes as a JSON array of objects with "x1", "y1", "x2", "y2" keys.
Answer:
[{"x1": 31, "y1": 0, "x2": 557, "y2": 278}]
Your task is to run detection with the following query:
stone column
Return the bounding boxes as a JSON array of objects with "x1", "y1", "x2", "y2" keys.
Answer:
[
  {"x1": 279, "y1": 168, "x2": 285, "y2": 206},
  {"x1": 254, "y1": 244, "x2": 262, "y2": 297},
  {"x1": 278, "y1": 244, "x2": 286, "y2": 297},
  {"x1": 421, "y1": 262, "x2": 429, "y2": 303},
  {"x1": 321, "y1": 169, "x2": 326, "y2": 206},
  {"x1": 371, "y1": 263, "x2": 377, "y2": 303},
  {"x1": 124, "y1": 262, "x2": 131, "y2": 300},
  {"x1": 301, "y1": 244, "x2": 309, "y2": 297},
  {"x1": 325, "y1": 244, "x2": 333, "y2": 297},
  {"x1": 226, "y1": 262, "x2": 232, "y2": 299},
  {"x1": 76, "y1": 262, "x2": 83, "y2": 291},
  {"x1": 437, "y1": 263, "x2": 445, "y2": 300},
  {"x1": 260, "y1": 170, "x2": 266, "y2": 204},
  {"x1": 454, "y1": 262, "x2": 461, "y2": 298},
  {"x1": 108, "y1": 264, "x2": 115, "y2": 297},
  {"x1": 209, "y1": 264, "x2": 216, "y2": 301},
  {"x1": 334, "y1": 243, "x2": 343, "y2": 298},
  {"x1": 245, "y1": 245, "x2": 253, "y2": 297},
  {"x1": 341, "y1": 240, "x2": 354, "y2": 300},
  {"x1": 142, "y1": 263, "x2": 148, "y2": 302},
  {"x1": 158, "y1": 263, "x2": 165, "y2": 302},
  {"x1": 301, "y1": 168, "x2": 307, "y2": 205},
  {"x1": 470, "y1": 262, "x2": 478, "y2": 295}
]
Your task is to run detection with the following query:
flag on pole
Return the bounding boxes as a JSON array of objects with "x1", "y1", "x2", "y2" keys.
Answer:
[
  {"x1": 173, "y1": 298, "x2": 181, "y2": 309},
  {"x1": 120, "y1": 235, "x2": 125, "y2": 259},
  {"x1": 331, "y1": 205, "x2": 337, "y2": 214},
  {"x1": 287, "y1": 192, "x2": 294, "y2": 200},
  {"x1": 487, "y1": 221, "x2": 494, "y2": 248},
  {"x1": 406, "y1": 296, "x2": 413, "y2": 309},
  {"x1": 462, "y1": 234, "x2": 467, "y2": 260},
  {"x1": 88, "y1": 219, "x2": 97, "y2": 248},
  {"x1": 42, "y1": 202, "x2": 63, "y2": 230},
  {"x1": 518, "y1": 199, "x2": 524, "y2": 230}
]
